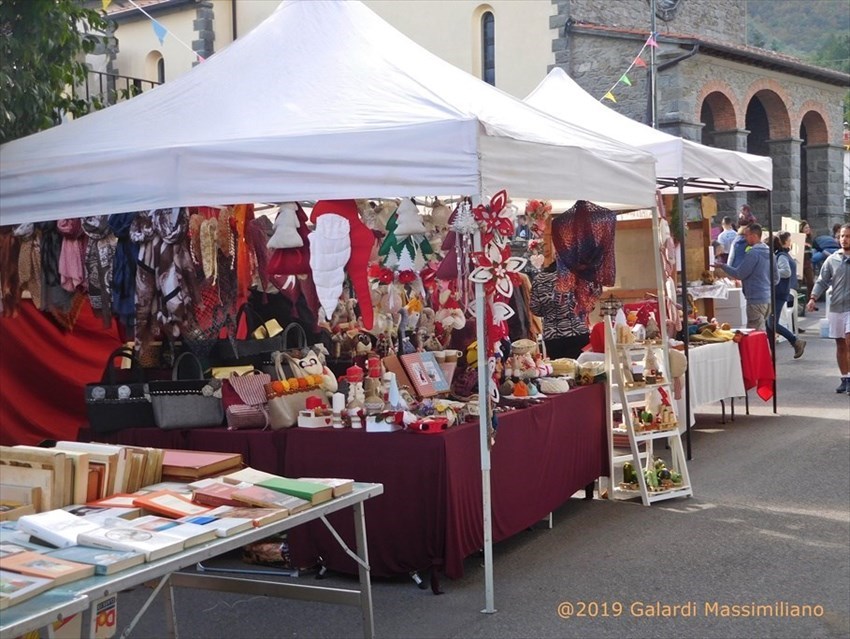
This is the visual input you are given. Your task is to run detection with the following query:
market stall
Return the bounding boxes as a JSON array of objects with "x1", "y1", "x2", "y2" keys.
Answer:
[{"x1": 0, "y1": 0, "x2": 659, "y2": 613}]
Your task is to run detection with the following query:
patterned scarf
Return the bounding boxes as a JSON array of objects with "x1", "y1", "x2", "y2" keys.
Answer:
[
  {"x1": 132, "y1": 212, "x2": 159, "y2": 342},
  {"x1": 152, "y1": 208, "x2": 196, "y2": 337},
  {"x1": 0, "y1": 226, "x2": 22, "y2": 316},
  {"x1": 83, "y1": 215, "x2": 117, "y2": 327},
  {"x1": 15, "y1": 223, "x2": 43, "y2": 310},
  {"x1": 552, "y1": 200, "x2": 616, "y2": 315},
  {"x1": 40, "y1": 220, "x2": 75, "y2": 314}
]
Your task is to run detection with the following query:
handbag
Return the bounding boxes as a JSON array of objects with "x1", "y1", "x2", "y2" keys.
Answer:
[
  {"x1": 213, "y1": 303, "x2": 287, "y2": 366},
  {"x1": 264, "y1": 351, "x2": 322, "y2": 430},
  {"x1": 85, "y1": 347, "x2": 155, "y2": 433},
  {"x1": 147, "y1": 352, "x2": 224, "y2": 430},
  {"x1": 223, "y1": 370, "x2": 271, "y2": 430}
]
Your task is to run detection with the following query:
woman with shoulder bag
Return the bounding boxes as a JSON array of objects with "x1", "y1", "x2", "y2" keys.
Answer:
[{"x1": 769, "y1": 232, "x2": 806, "y2": 359}]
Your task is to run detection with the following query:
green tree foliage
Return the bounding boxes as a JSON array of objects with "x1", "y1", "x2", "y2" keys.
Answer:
[{"x1": 0, "y1": 0, "x2": 108, "y2": 144}]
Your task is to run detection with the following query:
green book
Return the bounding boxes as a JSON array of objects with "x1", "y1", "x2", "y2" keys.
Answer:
[{"x1": 256, "y1": 478, "x2": 333, "y2": 506}]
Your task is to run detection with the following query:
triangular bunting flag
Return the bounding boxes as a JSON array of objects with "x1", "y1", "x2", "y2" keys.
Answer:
[
  {"x1": 647, "y1": 34, "x2": 658, "y2": 48},
  {"x1": 603, "y1": 91, "x2": 617, "y2": 103},
  {"x1": 152, "y1": 20, "x2": 168, "y2": 45},
  {"x1": 633, "y1": 56, "x2": 647, "y2": 68},
  {"x1": 101, "y1": 0, "x2": 112, "y2": 10},
  {"x1": 619, "y1": 74, "x2": 632, "y2": 87}
]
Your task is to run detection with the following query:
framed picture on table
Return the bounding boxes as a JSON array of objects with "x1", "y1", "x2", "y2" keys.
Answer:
[{"x1": 400, "y1": 352, "x2": 449, "y2": 397}]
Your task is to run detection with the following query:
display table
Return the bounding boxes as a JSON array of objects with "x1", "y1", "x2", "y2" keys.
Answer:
[
  {"x1": 0, "y1": 483, "x2": 383, "y2": 639},
  {"x1": 285, "y1": 384, "x2": 607, "y2": 581},
  {"x1": 79, "y1": 384, "x2": 607, "y2": 583}
]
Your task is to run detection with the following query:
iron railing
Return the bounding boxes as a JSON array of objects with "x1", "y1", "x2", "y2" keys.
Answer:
[{"x1": 74, "y1": 70, "x2": 160, "y2": 111}]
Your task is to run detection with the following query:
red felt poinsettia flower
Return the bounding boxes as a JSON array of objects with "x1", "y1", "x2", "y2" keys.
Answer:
[
  {"x1": 473, "y1": 189, "x2": 513, "y2": 245},
  {"x1": 397, "y1": 270, "x2": 417, "y2": 285}
]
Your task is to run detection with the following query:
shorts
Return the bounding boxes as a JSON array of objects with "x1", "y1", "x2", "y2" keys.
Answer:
[{"x1": 827, "y1": 311, "x2": 850, "y2": 339}]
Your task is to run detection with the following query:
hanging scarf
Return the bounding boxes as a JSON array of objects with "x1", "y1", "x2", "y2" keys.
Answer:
[
  {"x1": 109, "y1": 213, "x2": 139, "y2": 334},
  {"x1": 232, "y1": 204, "x2": 254, "y2": 308},
  {"x1": 0, "y1": 226, "x2": 22, "y2": 316},
  {"x1": 15, "y1": 223, "x2": 43, "y2": 310},
  {"x1": 83, "y1": 215, "x2": 117, "y2": 328},
  {"x1": 132, "y1": 212, "x2": 160, "y2": 342},
  {"x1": 552, "y1": 200, "x2": 616, "y2": 315},
  {"x1": 57, "y1": 218, "x2": 87, "y2": 292},
  {"x1": 246, "y1": 215, "x2": 273, "y2": 299},
  {"x1": 40, "y1": 221, "x2": 75, "y2": 314},
  {"x1": 152, "y1": 207, "x2": 196, "y2": 336}
]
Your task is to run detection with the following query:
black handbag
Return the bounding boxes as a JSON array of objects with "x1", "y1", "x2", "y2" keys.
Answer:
[
  {"x1": 85, "y1": 347, "x2": 156, "y2": 433},
  {"x1": 147, "y1": 352, "x2": 224, "y2": 429},
  {"x1": 213, "y1": 303, "x2": 287, "y2": 366}
]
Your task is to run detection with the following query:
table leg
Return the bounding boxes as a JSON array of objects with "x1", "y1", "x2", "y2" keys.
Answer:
[
  {"x1": 584, "y1": 482, "x2": 594, "y2": 500},
  {"x1": 719, "y1": 399, "x2": 727, "y2": 424},
  {"x1": 745, "y1": 391, "x2": 750, "y2": 415},
  {"x1": 352, "y1": 501, "x2": 375, "y2": 639},
  {"x1": 730, "y1": 397, "x2": 735, "y2": 421}
]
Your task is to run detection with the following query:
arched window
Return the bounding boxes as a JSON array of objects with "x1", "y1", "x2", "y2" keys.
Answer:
[
  {"x1": 157, "y1": 57, "x2": 165, "y2": 84},
  {"x1": 481, "y1": 11, "x2": 495, "y2": 85}
]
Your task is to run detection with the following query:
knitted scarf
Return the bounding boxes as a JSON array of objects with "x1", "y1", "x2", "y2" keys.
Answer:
[{"x1": 552, "y1": 200, "x2": 616, "y2": 315}]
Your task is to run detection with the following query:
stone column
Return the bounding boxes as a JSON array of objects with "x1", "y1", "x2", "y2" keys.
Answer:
[
  {"x1": 193, "y1": 1, "x2": 215, "y2": 66},
  {"x1": 709, "y1": 129, "x2": 751, "y2": 217},
  {"x1": 804, "y1": 143, "x2": 845, "y2": 234},
  {"x1": 766, "y1": 137, "x2": 802, "y2": 229}
]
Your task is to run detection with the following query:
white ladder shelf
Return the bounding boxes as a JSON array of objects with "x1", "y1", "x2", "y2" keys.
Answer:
[{"x1": 603, "y1": 315, "x2": 693, "y2": 506}]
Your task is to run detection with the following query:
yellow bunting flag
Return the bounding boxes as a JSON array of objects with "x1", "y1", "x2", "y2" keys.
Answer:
[
  {"x1": 619, "y1": 74, "x2": 632, "y2": 86},
  {"x1": 102, "y1": 0, "x2": 112, "y2": 9},
  {"x1": 603, "y1": 91, "x2": 617, "y2": 103}
]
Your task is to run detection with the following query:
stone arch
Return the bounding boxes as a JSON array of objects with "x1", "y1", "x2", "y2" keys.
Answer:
[
  {"x1": 694, "y1": 80, "x2": 739, "y2": 130},
  {"x1": 698, "y1": 91, "x2": 737, "y2": 147},
  {"x1": 797, "y1": 103, "x2": 830, "y2": 145},
  {"x1": 743, "y1": 79, "x2": 792, "y2": 139}
]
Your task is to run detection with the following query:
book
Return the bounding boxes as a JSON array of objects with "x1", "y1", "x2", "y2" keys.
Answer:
[
  {"x1": 231, "y1": 485, "x2": 310, "y2": 514},
  {"x1": 220, "y1": 467, "x2": 280, "y2": 486},
  {"x1": 256, "y1": 477, "x2": 333, "y2": 506},
  {"x1": 178, "y1": 512, "x2": 254, "y2": 538},
  {"x1": 0, "y1": 502, "x2": 36, "y2": 522},
  {"x1": 76, "y1": 526, "x2": 184, "y2": 563},
  {"x1": 0, "y1": 484, "x2": 43, "y2": 512},
  {"x1": 191, "y1": 482, "x2": 246, "y2": 508},
  {"x1": 45, "y1": 545, "x2": 145, "y2": 576},
  {"x1": 54, "y1": 442, "x2": 128, "y2": 496},
  {"x1": 160, "y1": 450, "x2": 243, "y2": 481},
  {"x1": 124, "y1": 516, "x2": 217, "y2": 548},
  {"x1": 0, "y1": 543, "x2": 35, "y2": 559},
  {"x1": 1, "y1": 446, "x2": 69, "y2": 508},
  {"x1": 297, "y1": 477, "x2": 354, "y2": 498},
  {"x1": 0, "y1": 568, "x2": 54, "y2": 610},
  {"x1": 138, "y1": 481, "x2": 193, "y2": 494},
  {"x1": 400, "y1": 351, "x2": 449, "y2": 397},
  {"x1": 17, "y1": 510, "x2": 103, "y2": 549},
  {"x1": 12, "y1": 446, "x2": 91, "y2": 506},
  {"x1": 132, "y1": 490, "x2": 212, "y2": 519},
  {"x1": 0, "y1": 550, "x2": 95, "y2": 587},
  {"x1": 0, "y1": 522, "x2": 55, "y2": 553},
  {"x1": 63, "y1": 504, "x2": 141, "y2": 521},
  {"x1": 86, "y1": 493, "x2": 146, "y2": 509},
  {"x1": 202, "y1": 505, "x2": 290, "y2": 528}
]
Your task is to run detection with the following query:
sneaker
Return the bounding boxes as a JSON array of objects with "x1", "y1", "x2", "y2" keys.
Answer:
[
  {"x1": 793, "y1": 340, "x2": 807, "y2": 359},
  {"x1": 837, "y1": 378, "x2": 850, "y2": 394}
]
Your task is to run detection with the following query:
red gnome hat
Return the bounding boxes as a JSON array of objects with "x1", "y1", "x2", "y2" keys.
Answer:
[{"x1": 311, "y1": 200, "x2": 376, "y2": 330}]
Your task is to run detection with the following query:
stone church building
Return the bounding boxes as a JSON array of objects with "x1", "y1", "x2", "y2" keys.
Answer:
[{"x1": 90, "y1": 0, "x2": 848, "y2": 232}]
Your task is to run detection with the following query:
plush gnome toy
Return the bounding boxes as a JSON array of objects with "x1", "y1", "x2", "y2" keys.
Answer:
[{"x1": 310, "y1": 200, "x2": 376, "y2": 330}]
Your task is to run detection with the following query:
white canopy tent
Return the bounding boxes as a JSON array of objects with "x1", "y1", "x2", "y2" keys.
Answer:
[
  {"x1": 0, "y1": 3, "x2": 657, "y2": 223},
  {"x1": 524, "y1": 67, "x2": 773, "y2": 194},
  {"x1": 0, "y1": 1, "x2": 660, "y2": 618}
]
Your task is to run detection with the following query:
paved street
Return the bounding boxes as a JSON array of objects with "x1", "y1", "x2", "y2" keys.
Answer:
[{"x1": 113, "y1": 308, "x2": 850, "y2": 639}]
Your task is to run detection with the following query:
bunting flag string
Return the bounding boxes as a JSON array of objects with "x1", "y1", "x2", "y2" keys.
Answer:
[
  {"x1": 120, "y1": 0, "x2": 205, "y2": 62},
  {"x1": 600, "y1": 32, "x2": 655, "y2": 103}
]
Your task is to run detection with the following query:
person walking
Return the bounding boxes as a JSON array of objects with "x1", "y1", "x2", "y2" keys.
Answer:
[
  {"x1": 807, "y1": 223, "x2": 850, "y2": 393},
  {"x1": 770, "y1": 232, "x2": 806, "y2": 358},
  {"x1": 800, "y1": 220, "x2": 816, "y2": 302},
  {"x1": 714, "y1": 223, "x2": 777, "y2": 332},
  {"x1": 715, "y1": 216, "x2": 737, "y2": 265}
]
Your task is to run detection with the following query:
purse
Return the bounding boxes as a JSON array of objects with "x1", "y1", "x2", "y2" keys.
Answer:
[
  {"x1": 223, "y1": 370, "x2": 271, "y2": 430},
  {"x1": 147, "y1": 352, "x2": 224, "y2": 430},
  {"x1": 264, "y1": 351, "x2": 322, "y2": 430},
  {"x1": 213, "y1": 303, "x2": 287, "y2": 366},
  {"x1": 85, "y1": 347, "x2": 155, "y2": 433}
]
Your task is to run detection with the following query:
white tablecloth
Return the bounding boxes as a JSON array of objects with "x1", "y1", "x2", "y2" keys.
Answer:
[{"x1": 674, "y1": 340, "x2": 745, "y2": 427}]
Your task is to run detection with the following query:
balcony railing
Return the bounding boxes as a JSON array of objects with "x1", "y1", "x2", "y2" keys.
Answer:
[{"x1": 74, "y1": 70, "x2": 160, "y2": 111}]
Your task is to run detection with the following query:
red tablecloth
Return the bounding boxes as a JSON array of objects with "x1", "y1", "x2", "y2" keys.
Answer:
[
  {"x1": 737, "y1": 331, "x2": 775, "y2": 401},
  {"x1": 80, "y1": 384, "x2": 607, "y2": 580},
  {"x1": 285, "y1": 384, "x2": 607, "y2": 579}
]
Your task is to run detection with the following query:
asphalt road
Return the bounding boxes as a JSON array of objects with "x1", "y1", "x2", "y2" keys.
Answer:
[{"x1": 113, "y1": 307, "x2": 850, "y2": 639}]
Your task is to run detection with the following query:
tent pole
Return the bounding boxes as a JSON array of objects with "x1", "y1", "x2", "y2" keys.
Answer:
[
  {"x1": 678, "y1": 178, "x2": 692, "y2": 460},
  {"x1": 472, "y1": 200, "x2": 496, "y2": 615},
  {"x1": 768, "y1": 192, "x2": 777, "y2": 414}
]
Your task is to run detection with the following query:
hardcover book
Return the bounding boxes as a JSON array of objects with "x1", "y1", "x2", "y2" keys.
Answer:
[
  {"x1": 220, "y1": 467, "x2": 281, "y2": 486},
  {"x1": 202, "y1": 505, "x2": 291, "y2": 528},
  {"x1": 17, "y1": 510, "x2": 103, "y2": 549},
  {"x1": 178, "y1": 512, "x2": 253, "y2": 538},
  {"x1": 76, "y1": 526, "x2": 185, "y2": 563},
  {"x1": 160, "y1": 450, "x2": 243, "y2": 481},
  {"x1": 231, "y1": 485, "x2": 311, "y2": 514},
  {"x1": 191, "y1": 482, "x2": 246, "y2": 508},
  {"x1": 399, "y1": 351, "x2": 450, "y2": 397},
  {"x1": 296, "y1": 478, "x2": 354, "y2": 498},
  {"x1": 256, "y1": 477, "x2": 333, "y2": 506},
  {"x1": 45, "y1": 545, "x2": 145, "y2": 576},
  {"x1": 0, "y1": 568, "x2": 53, "y2": 610},
  {"x1": 0, "y1": 550, "x2": 95, "y2": 586}
]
